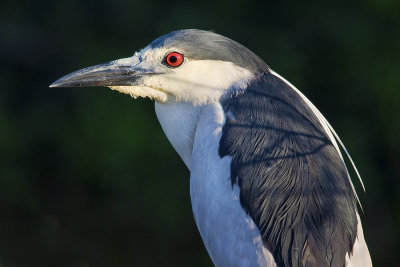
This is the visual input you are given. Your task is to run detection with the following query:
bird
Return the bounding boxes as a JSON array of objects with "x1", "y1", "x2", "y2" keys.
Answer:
[{"x1": 50, "y1": 29, "x2": 372, "y2": 267}]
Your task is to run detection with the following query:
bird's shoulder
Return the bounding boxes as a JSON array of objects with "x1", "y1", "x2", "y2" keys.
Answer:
[{"x1": 218, "y1": 72, "x2": 358, "y2": 267}]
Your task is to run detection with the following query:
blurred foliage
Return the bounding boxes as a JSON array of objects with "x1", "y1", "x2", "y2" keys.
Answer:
[{"x1": 0, "y1": 0, "x2": 399, "y2": 266}]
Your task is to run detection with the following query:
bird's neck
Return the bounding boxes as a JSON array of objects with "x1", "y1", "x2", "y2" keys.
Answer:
[
  {"x1": 154, "y1": 101, "x2": 202, "y2": 168},
  {"x1": 156, "y1": 101, "x2": 276, "y2": 265}
]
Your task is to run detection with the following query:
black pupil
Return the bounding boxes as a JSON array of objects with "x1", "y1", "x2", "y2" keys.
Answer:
[{"x1": 169, "y1": 55, "x2": 177, "y2": 63}]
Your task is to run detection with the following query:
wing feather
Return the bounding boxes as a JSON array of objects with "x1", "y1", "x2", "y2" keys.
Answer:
[{"x1": 219, "y1": 73, "x2": 358, "y2": 267}]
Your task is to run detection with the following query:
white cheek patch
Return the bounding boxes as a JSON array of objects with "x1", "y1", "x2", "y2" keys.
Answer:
[
  {"x1": 143, "y1": 60, "x2": 254, "y2": 105},
  {"x1": 107, "y1": 47, "x2": 254, "y2": 104}
]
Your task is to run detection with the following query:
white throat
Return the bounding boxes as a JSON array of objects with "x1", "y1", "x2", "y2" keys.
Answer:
[{"x1": 155, "y1": 102, "x2": 202, "y2": 168}]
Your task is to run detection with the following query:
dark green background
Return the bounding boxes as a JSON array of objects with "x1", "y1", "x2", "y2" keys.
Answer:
[{"x1": 1, "y1": 0, "x2": 399, "y2": 266}]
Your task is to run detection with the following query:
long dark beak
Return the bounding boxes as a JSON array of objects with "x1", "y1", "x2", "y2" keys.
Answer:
[{"x1": 50, "y1": 59, "x2": 148, "y2": 88}]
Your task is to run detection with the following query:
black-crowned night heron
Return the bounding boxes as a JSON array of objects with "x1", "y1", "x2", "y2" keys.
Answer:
[{"x1": 50, "y1": 29, "x2": 372, "y2": 267}]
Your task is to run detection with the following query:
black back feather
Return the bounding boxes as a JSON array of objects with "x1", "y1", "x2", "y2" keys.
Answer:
[{"x1": 219, "y1": 73, "x2": 358, "y2": 267}]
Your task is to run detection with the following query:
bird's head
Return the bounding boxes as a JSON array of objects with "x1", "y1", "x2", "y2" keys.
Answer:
[{"x1": 50, "y1": 29, "x2": 268, "y2": 105}]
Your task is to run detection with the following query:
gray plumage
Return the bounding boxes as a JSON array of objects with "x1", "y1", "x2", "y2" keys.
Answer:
[
  {"x1": 150, "y1": 29, "x2": 268, "y2": 74},
  {"x1": 219, "y1": 73, "x2": 358, "y2": 267}
]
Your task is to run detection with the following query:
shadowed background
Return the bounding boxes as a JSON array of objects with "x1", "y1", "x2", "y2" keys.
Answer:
[{"x1": 0, "y1": 0, "x2": 399, "y2": 266}]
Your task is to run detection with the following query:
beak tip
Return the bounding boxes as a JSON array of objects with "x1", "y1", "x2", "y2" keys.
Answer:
[
  {"x1": 49, "y1": 79, "x2": 78, "y2": 88},
  {"x1": 49, "y1": 78, "x2": 65, "y2": 88}
]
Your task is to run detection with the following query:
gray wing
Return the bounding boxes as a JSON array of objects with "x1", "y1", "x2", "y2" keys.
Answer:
[{"x1": 219, "y1": 73, "x2": 358, "y2": 267}]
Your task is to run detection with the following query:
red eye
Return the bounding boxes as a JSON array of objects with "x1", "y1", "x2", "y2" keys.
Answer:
[{"x1": 166, "y1": 52, "x2": 184, "y2": 67}]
